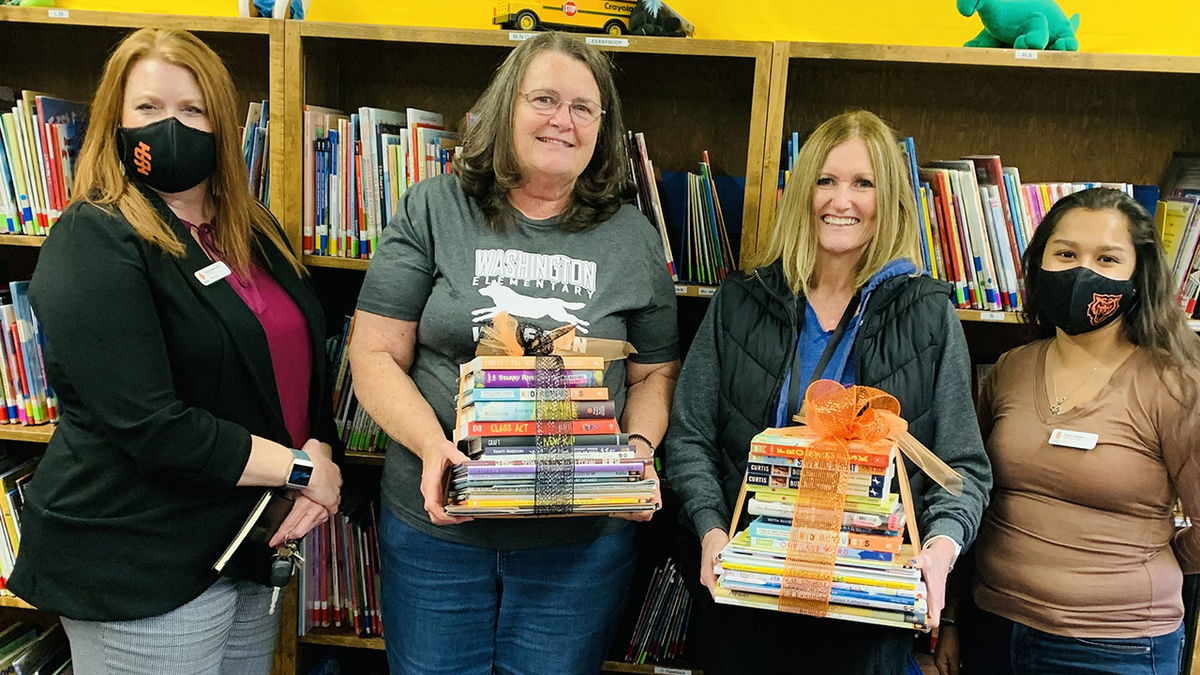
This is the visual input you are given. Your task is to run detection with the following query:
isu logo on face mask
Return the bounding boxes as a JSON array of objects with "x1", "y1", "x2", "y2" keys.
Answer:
[
  {"x1": 1087, "y1": 293, "x2": 1123, "y2": 325},
  {"x1": 132, "y1": 141, "x2": 152, "y2": 176}
]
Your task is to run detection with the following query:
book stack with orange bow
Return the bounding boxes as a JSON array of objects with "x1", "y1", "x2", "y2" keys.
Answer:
[
  {"x1": 445, "y1": 355, "x2": 657, "y2": 517},
  {"x1": 713, "y1": 427, "x2": 929, "y2": 630}
]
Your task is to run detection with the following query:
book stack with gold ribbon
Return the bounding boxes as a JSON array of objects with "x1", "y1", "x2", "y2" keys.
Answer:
[{"x1": 444, "y1": 313, "x2": 657, "y2": 517}]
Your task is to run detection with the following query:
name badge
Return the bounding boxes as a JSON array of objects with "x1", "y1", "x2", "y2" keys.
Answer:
[
  {"x1": 1049, "y1": 428, "x2": 1099, "y2": 451},
  {"x1": 194, "y1": 261, "x2": 232, "y2": 286}
]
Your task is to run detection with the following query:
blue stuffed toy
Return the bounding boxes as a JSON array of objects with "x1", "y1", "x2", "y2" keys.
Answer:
[{"x1": 959, "y1": 0, "x2": 1080, "y2": 51}]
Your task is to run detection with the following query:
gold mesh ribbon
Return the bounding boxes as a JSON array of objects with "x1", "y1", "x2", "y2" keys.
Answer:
[{"x1": 776, "y1": 380, "x2": 908, "y2": 616}]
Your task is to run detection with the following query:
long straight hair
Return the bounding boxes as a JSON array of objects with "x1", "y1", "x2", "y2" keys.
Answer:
[
  {"x1": 454, "y1": 31, "x2": 634, "y2": 232},
  {"x1": 1023, "y1": 187, "x2": 1200, "y2": 410},
  {"x1": 751, "y1": 110, "x2": 921, "y2": 296},
  {"x1": 72, "y1": 27, "x2": 299, "y2": 275}
]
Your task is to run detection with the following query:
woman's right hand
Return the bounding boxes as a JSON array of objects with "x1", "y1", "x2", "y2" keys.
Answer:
[
  {"x1": 699, "y1": 528, "x2": 730, "y2": 596},
  {"x1": 420, "y1": 440, "x2": 473, "y2": 526},
  {"x1": 934, "y1": 624, "x2": 961, "y2": 675},
  {"x1": 298, "y1": 438, "x2": 342, "y2": 516}
]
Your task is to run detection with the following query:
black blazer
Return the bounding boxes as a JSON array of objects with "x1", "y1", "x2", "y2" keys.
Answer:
[{"x1": 8, "y1": 192, "x2": 334, "y2": 621}]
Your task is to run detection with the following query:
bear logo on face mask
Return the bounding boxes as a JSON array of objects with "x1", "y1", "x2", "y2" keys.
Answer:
[
  {"x1": 1087, "y1": 293, "x2": 1123, "y2": 326},
  {"x1": 132, "y1": 141, "x2": 152, "y2": 176}
]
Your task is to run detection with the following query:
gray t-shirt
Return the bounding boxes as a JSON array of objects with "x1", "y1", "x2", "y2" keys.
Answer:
[{"x1": 357, "y1": 175, "x2": 679, "y2": 549}]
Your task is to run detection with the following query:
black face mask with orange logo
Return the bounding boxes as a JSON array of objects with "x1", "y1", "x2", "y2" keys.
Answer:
[
  {"x1": 117, "y1": 117, "x2": 216, "y2": 194},
  {"x1": 1035, "y1": 266, "x2": 1134, "y2": 335}
]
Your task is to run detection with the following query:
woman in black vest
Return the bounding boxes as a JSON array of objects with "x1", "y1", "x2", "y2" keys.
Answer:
[{"x1": 662, "y1": 110, "x2": 992, "y2": 674}]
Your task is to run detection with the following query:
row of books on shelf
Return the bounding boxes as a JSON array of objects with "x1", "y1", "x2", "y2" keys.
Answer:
[
  {"x1": 780, "y1": 133, "x2": 1164, "y2": 315},
  {"x1": 0, "y1": 623, "x2": 68, "y2": 675},
  {"x1": 301, "y1": 104, "x2": 459, "y2": 259},
  {"x1": 241, "y1": 99, "x2": 271, "y2": 207},
  {"x1": 621, "y1": 557, "x2": 692, "y2": 666},
  {"x1": 627, "y1": 133, "x2": 739, "y2": 285},
  {"x1": 1157, "y1": 194, "x2": 1200, "y2": 318},
  {"x1": 297, "y1": 501, "x2": 383, "y2": 638},
  {"x1": 0, "y1": 87, "x2": 86, "y2": 236},
  {"x1": 327, "y1": 317, "x2": 389, "y2": 454},
  {"x1": 447, "y1": 355, "x2": 656, "y2": 517},
  {"x1": 0, "y1": 282, "x2": 56, "y2": 428},
  {"x1": 0, "y1": 455, "x2": 36, "y2": 593}
]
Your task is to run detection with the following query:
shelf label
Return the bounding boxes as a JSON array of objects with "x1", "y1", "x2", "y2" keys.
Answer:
[
  {"x1": 674, "y1": 285, "x2": 687, "y2": 295},
  {"x1": 1014, "y1": 50, "x2": 1038, "y2": 60},
  {"x1": 508, "y1": 32, "x2": 536, "y2": 41},
  {"x1": 699, "y1": 286, "x2": 717, "y2": 297},
  {"x1": 586, "y1": 36, "x2": 629, "y2": 47},
  {"x1": 654, "y1": 668, "x2": 692, "y2": 675},
  {"x1": 48, "y1": 8, "x2": 69, "y2": 17},
  {"x1": 980, "y1": 311, "x2": 1006, "y2": 322}
]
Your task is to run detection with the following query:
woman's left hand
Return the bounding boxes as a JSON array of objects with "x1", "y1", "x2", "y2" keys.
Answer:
[
  {"x1": 269, "y1": 493, "x2": 332, "y2": 547},
  {"x1": 609, "y1": 460, "x2": 662, "y2": 522},
  {"x1": 912, "y1": 537, "x2": 957, "y2": 630}
]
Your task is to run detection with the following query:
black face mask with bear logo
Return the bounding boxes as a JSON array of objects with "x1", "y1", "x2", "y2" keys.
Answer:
[
  {"x1": 1034, "y1": 266, "x2": 1135, "y2": 335},
  {"x1": 117, "y1": 117, "x2": 216, "y2": 194}
]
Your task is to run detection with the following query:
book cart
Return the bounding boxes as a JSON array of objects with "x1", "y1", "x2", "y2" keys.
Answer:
[{"x1": 1, "y1": 6, "x2": 1200, "y2": 672}]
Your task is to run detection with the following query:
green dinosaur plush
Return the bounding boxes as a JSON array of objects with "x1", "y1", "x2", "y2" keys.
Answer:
[{"x1": 959, "y1": 0, "x2": 1080, "y2": 50}]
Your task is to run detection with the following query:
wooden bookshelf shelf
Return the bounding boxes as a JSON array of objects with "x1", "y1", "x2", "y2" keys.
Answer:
[
  {"x1": 298, "y1": 628, "x2": 384, "y2": 650},
  {"x1": 0, "y1": 425, "x2": 54, "y2": 444},
  {"x1": 0, "y1": 594, "x2": 35, "y2": 611},
  {"x1": 954, "y1": 309, "x2": 1023, "y2": 325},
  {"x1": 674, "y1": 284, "x2": 718, "y2": 299},
  {"x1": 601, "y1": 661, "x2": 701, "y2": 675},
  {"x1": 0, "y1": 5, "x2": 270, "y2": 33},
  {"x1": 302, "y1": 255, "x2": 370, "y2": 271},
  {"x1": 786, "y1": 41, "x2": 1200, "y2": 75},
  {"x1": 0, "y1": 235, "x2": 44, "y2": 248},
  {"x1": 343, "y1": 450, "x2": 385, "y2": 465}
]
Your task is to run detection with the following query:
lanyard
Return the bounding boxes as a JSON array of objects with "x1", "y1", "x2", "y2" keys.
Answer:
[{"x1": 786, "y1": 292, "x2": 862, "y2": 423}]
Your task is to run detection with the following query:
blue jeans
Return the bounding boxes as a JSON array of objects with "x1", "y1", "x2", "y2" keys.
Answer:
[
  {"x1": 379, "y1": 507, "x2": 635, "y2": 675},
  {"x1": 962, "y1": 607, "x2": 1184, "y2": 675}
]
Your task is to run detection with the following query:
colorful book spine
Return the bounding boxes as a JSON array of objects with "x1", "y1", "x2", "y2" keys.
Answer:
[
  {"x1": 460, "y1": 400, "x2": 615, "y2": 422},
  {"x1": 464, "y1": 369, "x2": 603, "y2": 388},
  {"x1": 456, "y1": 418, "x2": 619, "y2": 439}
]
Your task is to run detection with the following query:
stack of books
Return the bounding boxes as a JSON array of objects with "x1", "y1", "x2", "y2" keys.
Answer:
[
  {"x1": 445, "y1": 355, "x2": 656, "y2": 517},
  {"x1": 713, "y1": 428, "x2": 928, "y2": 630}
]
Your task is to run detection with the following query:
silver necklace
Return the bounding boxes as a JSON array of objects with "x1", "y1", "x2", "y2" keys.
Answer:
[{"x1": 1048, "y1": 347, "x2": 1102, "y2": 416}]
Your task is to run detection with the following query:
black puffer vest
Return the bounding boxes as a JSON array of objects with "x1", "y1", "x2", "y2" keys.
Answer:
[{"x1": 712, "y1": 261, "x2": 952, "y2": 515}]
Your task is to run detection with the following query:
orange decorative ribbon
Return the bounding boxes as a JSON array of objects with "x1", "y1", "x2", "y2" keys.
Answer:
[{"x1": 771, "y1": 380, "x2": 962, "y2": 617}]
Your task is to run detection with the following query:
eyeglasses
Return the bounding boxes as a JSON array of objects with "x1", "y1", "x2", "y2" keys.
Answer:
[{"x1": 520, "y1": 89, "x2": 605, "y2": 125}]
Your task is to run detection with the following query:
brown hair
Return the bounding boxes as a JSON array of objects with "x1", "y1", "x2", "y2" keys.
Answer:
[
  {"x1": 1022, "y1": 187, "x2": 1200, "y2": 410},
  {"x1": 453, "y1": 31, "x2": 633, "y2": 232},
  {"x1": 750, "y1": 110, "x2": 921, "y2": 295},
  {"x1": 72, "y1": 27, "x2": 299, "y2": 275}
]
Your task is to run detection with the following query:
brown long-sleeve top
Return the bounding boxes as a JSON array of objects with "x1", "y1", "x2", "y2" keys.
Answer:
[{"x1": 973, "y1": 340, "x2": 1200, "y2": 638}]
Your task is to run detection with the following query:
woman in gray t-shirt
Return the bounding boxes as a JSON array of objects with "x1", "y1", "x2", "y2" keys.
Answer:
[{"x1": 349, "y1": 31, "x2": 680, "y2": 675}]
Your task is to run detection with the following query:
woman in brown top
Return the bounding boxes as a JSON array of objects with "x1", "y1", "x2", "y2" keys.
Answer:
[{"x1": 935, "y1": 187, "x2": 1200, "y2": 675}]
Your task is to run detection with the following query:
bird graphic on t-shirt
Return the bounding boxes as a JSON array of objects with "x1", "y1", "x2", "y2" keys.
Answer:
[{"x1": 471, "y1": 281, "x2": 591, "y2": 333}]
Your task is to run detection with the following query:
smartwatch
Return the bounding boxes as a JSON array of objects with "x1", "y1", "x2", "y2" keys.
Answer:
[{"x1": 284, "y1": 447, "x2": 315, "y2": 490}]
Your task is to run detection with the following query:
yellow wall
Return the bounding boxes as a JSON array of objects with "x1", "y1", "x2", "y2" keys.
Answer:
[{"x1": 52, "y1": 0, "x2": 1200, "y2": 57}]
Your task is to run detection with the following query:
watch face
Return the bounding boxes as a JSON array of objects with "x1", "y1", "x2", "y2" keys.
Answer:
[{"x1": 289, "y1": 462, "x2": 314, "y2": 488}]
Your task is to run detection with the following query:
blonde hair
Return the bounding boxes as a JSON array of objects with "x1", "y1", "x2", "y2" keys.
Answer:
[
  {"x1": 72, "y1": 27, "x2": 299, "y2": 275},
  {"x1": 752, "y1": 110, "x2": 921, "y2": 296}
]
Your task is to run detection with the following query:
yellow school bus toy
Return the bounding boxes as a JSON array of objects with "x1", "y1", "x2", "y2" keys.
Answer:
[{"x1": 494, "y1": 0, "x2": 638, "y2": 35}]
